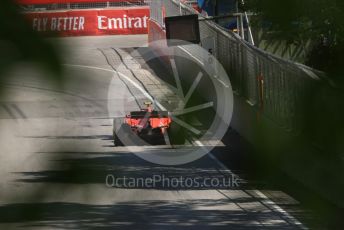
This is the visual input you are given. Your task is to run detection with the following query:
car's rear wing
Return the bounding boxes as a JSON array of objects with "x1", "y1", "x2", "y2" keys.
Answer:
[{"x1": 129, "y1": 111, "x2": 169, "y2": 118}]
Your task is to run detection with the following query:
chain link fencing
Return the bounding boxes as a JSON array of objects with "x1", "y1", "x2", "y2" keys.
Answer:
[{"x1": 149, "y1": 0, "x2": 326, "y2": 134}]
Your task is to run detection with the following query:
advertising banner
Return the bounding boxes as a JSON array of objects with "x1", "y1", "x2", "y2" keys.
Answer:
[
  {"x1": 17, "y1": 0, "x2": 143, "y2": 4},
  {"x1": 24, "y1": 7, "x2": 149, "y2": 36}
]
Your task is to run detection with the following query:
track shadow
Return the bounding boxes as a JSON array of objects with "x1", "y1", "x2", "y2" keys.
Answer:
[
  {"x1": 0, "y1": 200, "x2": 297, "y2": 230},
  {"x1": 15, "y1": 149, "x2": 245, "y2": 190},
  {"x1": 24, "y1": 135, "x2": 114, "y2": 141}
]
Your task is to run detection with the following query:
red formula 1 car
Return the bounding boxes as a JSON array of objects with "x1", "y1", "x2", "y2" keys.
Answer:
[{"x1": 113, "y1": 102, "x2": 172, "y2": 146}]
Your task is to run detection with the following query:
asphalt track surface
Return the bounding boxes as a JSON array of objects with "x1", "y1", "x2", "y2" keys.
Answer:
[{"x1": 0, "y1": 35, "x2": 307, "y2": 229}]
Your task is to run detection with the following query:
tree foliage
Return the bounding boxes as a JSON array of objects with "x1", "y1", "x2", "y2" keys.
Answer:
[
  {"x1": 0, "y1": 0, "x2": 62, "y2": 82},
  {"x1": 246, "y1": 0, "x2": 344, "y2": 80}
]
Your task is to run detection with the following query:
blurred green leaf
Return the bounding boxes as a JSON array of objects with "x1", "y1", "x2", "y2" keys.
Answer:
[
  {"x1": 0, "y1": 0, "x2": 62, "y2": 81},
  {"x1": 246, "y1": 0, "x2": 344, "y2": 80}
]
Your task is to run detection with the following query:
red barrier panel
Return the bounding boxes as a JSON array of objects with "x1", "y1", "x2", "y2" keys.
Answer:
[
  {"x1": 148, "y1": 19, "x2": 165, "y2": 44},
  {"x1": 24, "y1": 7, "x2": 149, "y2": 36},
  {"x1": 148, "y1": 19, "x2": 171, "y2": 64},
  {"x1": 17, "y1": 0, "x2": 144, "y2": 4}
]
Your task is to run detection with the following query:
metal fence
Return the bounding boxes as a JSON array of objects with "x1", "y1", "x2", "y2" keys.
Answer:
[
  {"x1": 20, "y1": 0, "x2": 149, "y2": 11},
  {"x1": 150, "y1": 0, "x2": 325, "y2": 134}
]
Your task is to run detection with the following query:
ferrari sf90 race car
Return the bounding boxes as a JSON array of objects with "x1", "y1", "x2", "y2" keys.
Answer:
[{"x1": 113, "y1": 102, "x2": 172, "y2": 146}]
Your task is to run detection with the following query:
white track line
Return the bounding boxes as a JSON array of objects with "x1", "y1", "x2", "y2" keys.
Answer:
[
  {"x1": 170, "y1": 59, "x2": 184, "y2": 98},
  {"x1": 183, "y1": 71, "x2": 203, "y2": 106},
  {"x1": 196, "y1": 140, "x2": 308, "y2": 229}
]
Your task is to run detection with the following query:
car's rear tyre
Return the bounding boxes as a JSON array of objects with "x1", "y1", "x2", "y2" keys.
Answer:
[
  {"x1": 113, "y1": 132, "x2": 123, "y2": 146},
  {"x1": 168, "y1": 122, "x2": 186, "y2": 145},
  {"x1": 113, "y1": 119, "x2": 123, "y2": 146}
]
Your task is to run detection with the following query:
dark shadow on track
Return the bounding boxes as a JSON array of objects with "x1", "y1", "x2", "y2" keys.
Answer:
[
  {"x1": 0, "y1": 200, "x2": 297, "y2": 230},
  {"x1": 14, "y1": 149, "x2": 244, "y2": 191}
]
